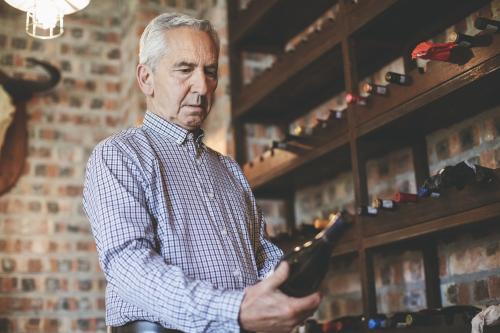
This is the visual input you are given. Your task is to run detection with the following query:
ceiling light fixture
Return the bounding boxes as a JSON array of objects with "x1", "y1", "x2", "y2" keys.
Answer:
[{"x1": 4, "y1": 0, "x2": 90, "y2": 39}]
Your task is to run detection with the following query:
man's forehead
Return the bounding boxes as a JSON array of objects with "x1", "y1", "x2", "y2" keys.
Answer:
[{"x1": 161, "y1": 27, "x2": 218, "y2": 62}]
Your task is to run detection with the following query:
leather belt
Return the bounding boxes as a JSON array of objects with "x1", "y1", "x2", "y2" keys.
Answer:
[{"x1": 109, "y1": 321, "x2": 183, "y2": 333}]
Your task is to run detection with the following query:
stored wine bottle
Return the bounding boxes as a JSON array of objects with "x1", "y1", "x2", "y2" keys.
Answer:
[
  {"x1": 313, "y1": 217, "x2": 330, "y2": 230},
  {"x1": 357, "y1": 205, "x2": 378, "y2": 216},
  {"x1": 367, "y1": 314, "x2": 388, "y2": 329},
  {"x1": 293, "y1": 125, "x2": 305, "y2": 136},
  {"x1": 362, "y1": 83, "x2": 389, "y2": 96},
  {"x1": 448, "y1": 31, "x2": 492, "y2": 47},
  {"x1": 385, "y1": 71, "x2": 412, "y2": 85},
  {"x1": 372, "y1": 198, "x2": 396, "y2": 210},
  {"x1": 278, "y1": 212, "x2": 352, "y2": 297},
  {"x1": 394, "y1": 192, "x2": 418, "y2": 203},
  {"x1": 439, "y1": 305, "x2": 481, "y2": 325},
  {"x1": 300, "y1": 318, "x2": 322, "y2": 333},
  {"x1": 330, "y1": 109, "x2": 345, "y2": 119},
  {"x1": 404, "y1": 311, "x2": 440, "y2": 327},
  {"x1": 323, "y1": 315, "x2": 366, "y2": 332},
  {"x1": 315, "y1": 117, "x2": 329, "y2": 129},
  {"x1": 474, "y1": 17, "x2": 500, "y2": 33},
  {"x1": 346, "y1": 93, "x2": 368, "y2": 106}
]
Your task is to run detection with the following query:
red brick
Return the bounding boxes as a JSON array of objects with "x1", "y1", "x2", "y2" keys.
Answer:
[
  {"x1": 488, "y1": 276, "x2": 500, "y2": 298},
  {"x1": 458, "y1": 282, "x2": 471, "y2": 304},
  {"x1": 28, "y1": 259, "x2": 42, "y2": 273}
]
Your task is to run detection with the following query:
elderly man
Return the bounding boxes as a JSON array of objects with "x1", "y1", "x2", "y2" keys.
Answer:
[{"x1": 83, "y1": 13, "x2": 320, "y2": 333}]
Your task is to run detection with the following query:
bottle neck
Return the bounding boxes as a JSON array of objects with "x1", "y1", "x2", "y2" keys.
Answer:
[{"x1": 316, "y1": 213, "x2": 347, "y2": 243}]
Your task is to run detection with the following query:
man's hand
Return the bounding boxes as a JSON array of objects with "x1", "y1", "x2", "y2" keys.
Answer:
[{"x1": 239, "y1": 262, "x2": 322, "y2": 333}]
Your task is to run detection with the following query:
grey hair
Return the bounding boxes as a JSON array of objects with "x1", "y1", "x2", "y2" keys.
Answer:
[{"x1": 139, "y1": 13, "x2": 220, "y2": 71}]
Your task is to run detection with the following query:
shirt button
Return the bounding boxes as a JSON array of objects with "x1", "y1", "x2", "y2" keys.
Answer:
[
  {"x1": 208, "y1": 191, "x2": 214, "y2": 199},
  {"x1": 232, "y1": 269, "x2": 241, "y2": 277},
  {"x1": 221, "y1": 228, "x2": 227, "y2": 235}
]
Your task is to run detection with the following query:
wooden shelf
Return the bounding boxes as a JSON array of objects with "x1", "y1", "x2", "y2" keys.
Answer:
[
  {"x1": 242, "y1": 36, "x2": 500, "y2": 193},
  {"x1": 355, "y1": 33, "x2": 500, "y2": 138},
  {"x1": 232, "y1": 0, "x2": 398, "y2": 123},
  {"x1": 353, "y1": 0, "x2": 491, "y2": 80},
  {"x1": 234, "y1": 18, "x2": 344, "y2": 123},
  {"x1": 228, "y1": 0, "x2": 500, "y2": 318},
  {"x1": 366, "y1": 324, "x2": 472, "y2": 333},
  {"x1": 362, "y1": 169, "x2": 500, "y2": 248},
  {"x1": 230, "y1": 0, "x2": 336, "y2": 50},
  {"x1": 243, "y1": 119, "x2": 350, "y2": 195}
]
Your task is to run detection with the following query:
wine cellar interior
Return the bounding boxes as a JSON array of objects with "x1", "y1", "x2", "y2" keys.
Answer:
[
  {"x1": 228, "y1": 0, "x2": 500, "y2": 332},
  {"x1": 0, "y1": 0, "x2": 499, "y2": 332}
]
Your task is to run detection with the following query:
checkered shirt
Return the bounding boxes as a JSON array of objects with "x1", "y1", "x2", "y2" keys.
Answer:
[{"x1": 83, "y1": 111, "x2": 283, "y2": 333}]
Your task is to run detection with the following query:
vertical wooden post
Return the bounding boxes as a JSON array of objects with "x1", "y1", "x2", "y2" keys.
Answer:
[
  {"x1": 227, "y1": 0, "x2": 246, "y2": 164},
  {"x1": 340, "y1": 0, "x2": 377, "y2": 317},
  {"x1": 422, "y1": 239, "x2": 443, "y2": 309},
  {"x1": 412, "y1": 137, "x2": 430, "y2": 188}
]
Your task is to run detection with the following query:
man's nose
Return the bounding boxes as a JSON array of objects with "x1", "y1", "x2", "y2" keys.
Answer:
[{"x1": 191, "y1": 70, "x2": 209, "y2": 95}]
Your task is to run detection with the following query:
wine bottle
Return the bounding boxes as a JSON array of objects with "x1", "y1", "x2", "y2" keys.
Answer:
[
  {"x1": 298, "y1": 319, "x2": 322, "y2": 333},
  {"x1": 419, "y1": 161, "x2": 496, "y2": 197},
  {"x1": 278, "y1": 212, "x2": 352, "y2": 297},
  {"x1": 404, "y1": 311, "x2": 440, "y2": 327},
  {"x1": 372, "y1": 198, "x2": 396, "y2": 210},
  {"x1": 362, "y1": 83, "x2": 389, "y2": 96},
  {"x1": 448, "y1": 31, "x2": 492, "y2": 48},
  {"x1": 474, "y1": 17, "x2": 500, "y2": 33},
  {"x1": 323, "y1": 315, "x2": 366, "y2": 332},
  {"x1": 385, "y1": 72, "x2": 412, "y2": 85},
  {"x1": 357, "y1": 206, "x2": 378, "y2": 217},
  {"x1": 331, "y1": 109, "x2": 344, "y2": 119},
  {"x1": 346, "y1": 93, "x2": 368, "y2": 106},
  {"x1": 439, "y1": 305, "x2": 481, "y2": 325},
  {"x1": 367, "y1": 314, "x2": 388, "y2": 329},
  {"x1": 394, "y1": 192, "x2": 418, "y2": 203},
  {"x1": 313, "y1": 217, "x2": 330, "y2": 230}
]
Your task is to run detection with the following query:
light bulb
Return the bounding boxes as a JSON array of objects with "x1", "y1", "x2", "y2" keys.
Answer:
[{"x1": 33, "y1": 0, "x2": 61, "y2": 29}]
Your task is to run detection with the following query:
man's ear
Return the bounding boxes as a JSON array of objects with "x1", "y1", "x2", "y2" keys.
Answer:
[{"x1": 136, "y1": 64, "x2": 154, "y2": 96}]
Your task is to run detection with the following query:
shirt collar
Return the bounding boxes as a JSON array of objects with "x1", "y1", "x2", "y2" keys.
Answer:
[{"x1": 143, "y1": 111, "x2": 205, "y2": 146}]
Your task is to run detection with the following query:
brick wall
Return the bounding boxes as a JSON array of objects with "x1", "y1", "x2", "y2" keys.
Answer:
[{"x1": 0, "y1": 1, "x2": 227, "y2": 332}]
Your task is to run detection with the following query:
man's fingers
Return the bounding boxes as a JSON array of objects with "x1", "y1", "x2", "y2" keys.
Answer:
[
  {"x1": 264, "y1": 261, "x2": 289, "y2": 290},
  {"x1": 291, "y1": 292, "x2": 322, "y2": 311}
]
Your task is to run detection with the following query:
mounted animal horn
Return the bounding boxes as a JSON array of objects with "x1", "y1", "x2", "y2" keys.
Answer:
[{"x1": 0, "y1": 57, "x2": 61, "y2": 103}]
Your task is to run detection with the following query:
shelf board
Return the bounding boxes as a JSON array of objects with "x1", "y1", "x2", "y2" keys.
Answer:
[
  {"x1": 362, "y1": 169, "x2": 500, "y2": 248},
  {"x1": 234, "y1": 18, "x2": 344, "y2": 123},
  {"x1": 355, "y1": 33, "x2": 500, "y2": 139},
  {"x1": 353, "y1": 0, "x2": 492, "y2": 80},
  {"x1": 229, "y1": 0, "x2": 336, "y2": 50},
  {"x1": 232, "y1": 0, "x2": 398, "y2": 123},
  {"x1": 367, "y1": 323, "x2": 473, "y2": 333},
  {"x1": 243, "y1": 121, "x2": 350, "y2": 195}
]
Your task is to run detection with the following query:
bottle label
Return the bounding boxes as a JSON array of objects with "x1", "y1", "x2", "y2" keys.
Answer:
[
  {"x1": 382, "y1": 200, "x2": 394, "y2": 209},
  {"x1": 367, "y1": 206, "x2": 378, "y2": 215},
  {"x1": 485, "y1": 23, "x2": 498, "y2": 32},
  {"x1": 376, "y1": 86, "x2": 388, "y2": 95},
  {"x1": 457, "y1": 40, "x2": 472, "y2": 47}
]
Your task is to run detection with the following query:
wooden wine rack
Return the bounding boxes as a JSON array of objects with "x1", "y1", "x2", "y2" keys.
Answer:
[{"x1": 227, "y1": 0, "x2": 500, "y2": 330}]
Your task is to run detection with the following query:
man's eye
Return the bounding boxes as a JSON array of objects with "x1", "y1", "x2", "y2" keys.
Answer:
[
  {"x1": 178, "y1": 68, "x2": 192, "y2": 73},
  {"x1": 206, "y1": 70, "x2": 218, "y2": 78}
]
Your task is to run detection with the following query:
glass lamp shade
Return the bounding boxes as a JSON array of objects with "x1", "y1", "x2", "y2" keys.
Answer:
[{"x1": 4, "y1": 0, "x2": 90, "y2": 39}]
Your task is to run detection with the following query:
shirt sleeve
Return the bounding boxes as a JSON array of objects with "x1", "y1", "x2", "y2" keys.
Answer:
[
  {"x1": 220, "y1": 155, "x2": 283, "y2": 280},
  {"x1": 83, "y1": 141, "x2": 244, "y2": 332},
  {"x1": 254, "y1": 206, "x2": 284, "y2": 280}
]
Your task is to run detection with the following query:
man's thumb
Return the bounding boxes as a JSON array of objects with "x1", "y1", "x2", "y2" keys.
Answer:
[{"x1": 265, "y1": 261, "x2": 289, "y2": 289}]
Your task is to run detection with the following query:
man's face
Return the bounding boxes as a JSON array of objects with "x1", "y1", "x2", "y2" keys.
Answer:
[{"x1": 146, "y1": 27, "x2": 219, "y2": 131}]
